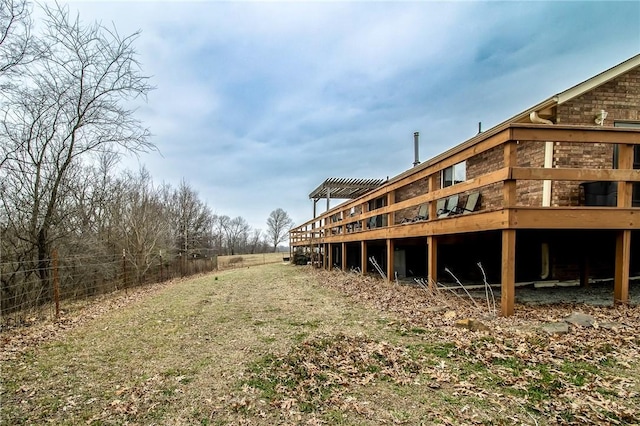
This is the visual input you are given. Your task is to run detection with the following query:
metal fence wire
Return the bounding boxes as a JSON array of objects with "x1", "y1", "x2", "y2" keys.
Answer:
[{"x1": 0, "y1": 249, "x2": 218, "y2": 327}]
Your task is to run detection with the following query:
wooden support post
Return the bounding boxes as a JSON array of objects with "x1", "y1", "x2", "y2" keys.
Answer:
[
  {"x1": 501, "y1": 229, "x2": 516, "y2": 317},
  {"x1": 388, "y1": 190, "x2": 396, "y2": 226},
  {"x1": 361, "y1": 201, "x2": 368, "y2": 230},
  {"x1": 427, "y1": 236, "x2": 437, "y2": 290},
  {"x1": 123, "y1": 249, "x2": 129, "y2": 294},
  {"x1": 328, "y1": 243, "x2": 333, "y2": 271},
  {"x1": 614, "y1": 230, "x2": 631, "y2": 305},
  {"x1": 52, "y1": 249, "x2": 60, "y2": 318},
  {"x1": 386, "y1": 239, "x2": 394, "y2": 282},
  {"x1": 361, "y1": 241, "x2": 367, "y2": 275},
  {"x1": 341, "y1": 242, "x2": 347, "y2": 271},
  {"x1": 503, "y1": 141, "x2": 517, "y2": 208},
  {"x1": 579, "y1": 253, "x2": 590, "y2": 288},
  {"x1": 323, "y1": 244, "x2": 328, "y2": 269},
  {"x1": 428, "y1": 174, "x2": 438, "y2": 220},
  {"x1": 617, "y1": 144, "x2": 633, "y2": 208}
]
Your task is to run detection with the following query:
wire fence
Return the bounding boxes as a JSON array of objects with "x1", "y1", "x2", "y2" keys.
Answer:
[{"x1": 0, "y1": 249, "x2": 217, "y2": 328}]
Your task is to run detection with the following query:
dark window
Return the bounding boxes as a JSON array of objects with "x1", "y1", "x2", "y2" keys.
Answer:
[
  {"x1": 613, "y1": 121, "x2": 640, "y2": 168},
  {"x1": 441, "y1": 161, "x2": 466, "y2": 188}
]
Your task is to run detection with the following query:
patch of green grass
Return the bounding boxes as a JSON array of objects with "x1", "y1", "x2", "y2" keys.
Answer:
[
  {"x1": 323, "y1": 409, "x2": 349, "y2": 424},
  {"x1": 392, "y1": 409, "x2": 412, "y2": 423},
  {"x1": 599, "y1": 356, "x2": 618, "y2": 368},
  {"x1": 292, "y1": 332, "x2": 309, "y2": 342},
  {"x1": 407, "y1": 342, "x2": 458, "y2": 359},
  {"x1": 458, "y1": 361, "x2": 490, "y2": 380},
  {"x1": 560, "y1": 361, "x2": 597, "y2": 386},
  {"x1": 491, "y1": 356, "x2": 524, "y2": 374},
  {"x1": 525, "y1": 364, "x2": 564, "y2": 403}
]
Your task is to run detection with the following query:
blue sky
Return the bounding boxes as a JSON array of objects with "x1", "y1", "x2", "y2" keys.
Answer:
[{"x1": 60, "y1": 0, "x2": 640, "y2": 231}]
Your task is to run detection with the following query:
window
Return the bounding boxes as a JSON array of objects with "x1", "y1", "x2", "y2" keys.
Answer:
[
  {"x1": 613, "y1": 122, "x2": 640, "y2": 168},
  {"x1": 441, "y1": 161, "x2": 466, "y2": 188}
]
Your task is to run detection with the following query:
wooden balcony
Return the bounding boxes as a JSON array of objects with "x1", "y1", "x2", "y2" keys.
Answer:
[{"x1": 290, "y1": 124, "x2": 640, "y2": 316}]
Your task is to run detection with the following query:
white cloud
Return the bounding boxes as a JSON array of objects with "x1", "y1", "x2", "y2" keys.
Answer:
[{"x1": 57, "y1": 0, "x2": 640, "y2": 229}]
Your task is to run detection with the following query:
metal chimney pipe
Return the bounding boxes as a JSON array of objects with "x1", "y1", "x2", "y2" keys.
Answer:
[{"x1": 413, "y1": 132, "x2": 420, "y2": 167}]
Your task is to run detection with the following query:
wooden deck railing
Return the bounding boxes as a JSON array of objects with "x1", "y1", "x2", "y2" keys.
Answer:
[{"x1": 291, "y1": 124, "x2": 640, "y2": 247}]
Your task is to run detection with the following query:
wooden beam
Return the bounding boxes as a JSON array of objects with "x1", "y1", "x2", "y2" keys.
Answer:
[
  {"x1": 328, "y1": 243, "x2": 333, "y2": 270},
  {"x1": 511, "y1": 208, "x2": 638, "y2": 229},
  {"x1": 386, "y1": 239, "x2": 394, "y2": 282},
  {"x1": 510, "y1": 167, "x2": 640, "y2": 182},
  {"x1": 614, "y1": 230, "x2": 631, "y2": 305},
  {"x1": 501, "y1": 229, "x2": 516, "y2": 317},
  {"x1": 398, "y1": 210, "x2": 510, "y2": 236},
  {"x1": 341, "y1": 242, "x2": 347, "y2": 271},
  {"x1": 427, "y1": 235, "x2": 437, "y2": 290},
  {"x1": 361, "y1": 241, "x2": 367, "y2": 275},
  {"x1": 305, "y1": 206, "x2": 639, "y2": 245},
  {"x1": 511, "y1": 125, "x2": 640, "y2": 145}
]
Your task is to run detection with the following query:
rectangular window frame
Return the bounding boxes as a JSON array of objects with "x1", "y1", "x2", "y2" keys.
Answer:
[
  {"x1": 441, "y1": 161, "x2": 467, "y2": 188},
  {"x1": 613, "y1": 121, "x2": 640, "y2": 168}
]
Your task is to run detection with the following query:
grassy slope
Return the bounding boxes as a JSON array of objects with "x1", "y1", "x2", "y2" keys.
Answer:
[
  {"x1": 1, "y1": 264, "x2": 639, "y2": 425},
  {"x1": 1, "y1": 265, "x2": 389, "y2": 425}
]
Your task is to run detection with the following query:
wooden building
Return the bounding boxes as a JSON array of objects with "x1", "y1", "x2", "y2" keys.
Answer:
[{"x1": 289, "y1": 54, "x2": 640, "y2": 316}]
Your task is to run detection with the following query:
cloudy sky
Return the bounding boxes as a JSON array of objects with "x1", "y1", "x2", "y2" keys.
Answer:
[{"x1": 59, "y1": 0, "x2": 639, "y2": 230}]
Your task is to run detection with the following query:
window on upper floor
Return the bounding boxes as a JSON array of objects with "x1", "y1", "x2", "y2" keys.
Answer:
[
  {"x1": 368, "y1": 196, "x2": 386, "y2": 211},
  {"x1": 441, "y1": 161, "x2": 467, "y2": 188},
  {"x1": 613, "y1": 121, "x2": 640, "y2": 169}
]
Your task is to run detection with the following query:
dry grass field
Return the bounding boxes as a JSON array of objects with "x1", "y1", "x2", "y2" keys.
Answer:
[
  {"x1": 1, "y1": 264, "x2": 639, "y2": 425},
  {"x1": 217, "y1": 252, "x2": 286, "y2": 270}
]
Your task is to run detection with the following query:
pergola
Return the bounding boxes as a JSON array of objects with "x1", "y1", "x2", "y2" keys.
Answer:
[{"x1": 309, "y1": 177, "x2": 385, "y2": 217}]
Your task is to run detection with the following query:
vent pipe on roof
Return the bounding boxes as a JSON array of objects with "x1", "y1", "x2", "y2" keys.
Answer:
[{"x1": 413, "y1": 132, "x2": 420, "y2": 167}]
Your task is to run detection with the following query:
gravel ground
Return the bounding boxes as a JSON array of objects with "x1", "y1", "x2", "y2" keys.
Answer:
[{"x1": 461, "y1": 278, "x2": 640, "y2": 306}]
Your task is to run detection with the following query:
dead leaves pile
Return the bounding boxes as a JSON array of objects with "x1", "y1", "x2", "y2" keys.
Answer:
[
  {"x1": 235, "y1": 268, "x2": 640, "y2": 424},
  {"x1": 235, "y1": 333, "x2": 421, "y2": 419}
]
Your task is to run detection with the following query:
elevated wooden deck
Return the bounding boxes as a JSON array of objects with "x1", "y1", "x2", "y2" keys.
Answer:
[{"x1": 290, "y1": 125, "x2": 640, "y2": 316}]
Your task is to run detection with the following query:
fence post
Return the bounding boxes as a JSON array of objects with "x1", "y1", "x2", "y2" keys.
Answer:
[
  {"x1": 52, "y1": 249, "x2": 60, "y2": 318},
  {"x1": 122, "y1": 248, "x2": 127, "y2": 295}
]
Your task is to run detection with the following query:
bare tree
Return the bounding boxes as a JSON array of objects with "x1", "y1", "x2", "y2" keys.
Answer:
[
  {"x1": 0, "y1": 0, "x2": 39, "y2": 78},
  {"x1": 0, "y1": 0, "x2": 42, "y2": 169},
  {"x1": 219, "y1": 215, "x2": 250, "y2": 255},
  {"x1": 166, "y1": 180, "x2": 214, "y2": 257},
  {"x1": 266, "y1": 208, "x2": 294, "y2": 252},
  {"x1": 0, "y1": 2, "x2": 153, "y2": 293},
  {"x1": 247, "y1": 229, "x2": 262, "y2": 254},
  {"x1": 117, "y1": 168, "x2": 170, "y2": 285}
]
